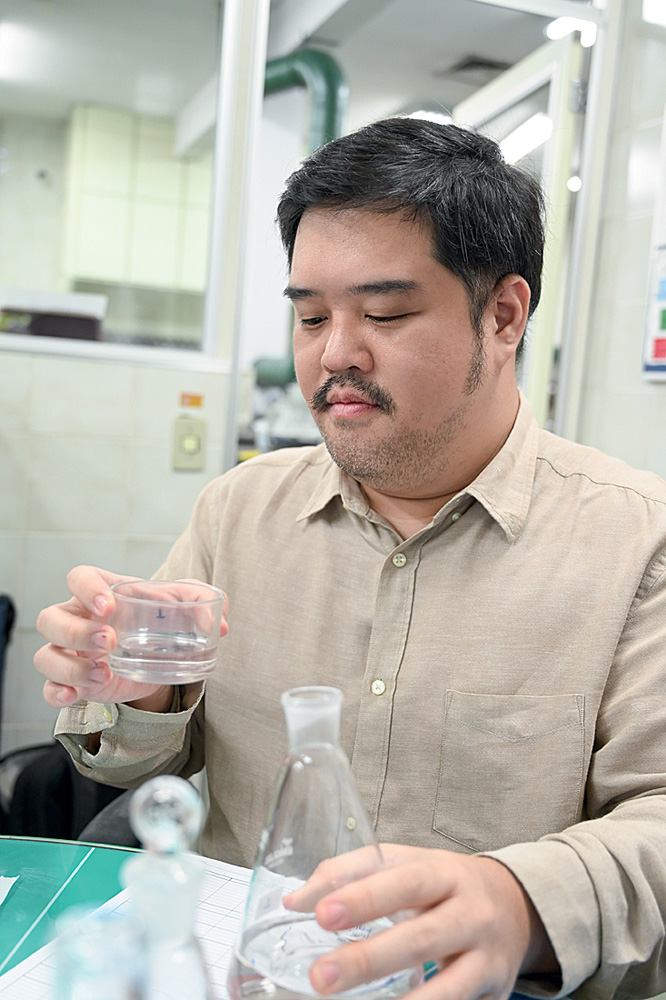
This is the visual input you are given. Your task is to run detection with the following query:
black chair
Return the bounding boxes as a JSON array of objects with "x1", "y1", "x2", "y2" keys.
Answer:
[
  {"x1": 77, "y1": 788, "x2": 139, "y2": 848},
  {"x1": 0, "y1": 594, "x2": 16, "y2": 735},
  {"x1": 0, "y1": 740, "x2": 127, "y2": 838}
]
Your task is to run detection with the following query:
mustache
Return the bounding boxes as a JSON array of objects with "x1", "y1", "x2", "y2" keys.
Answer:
[{"x1": 310, "y1": 374, "x2": 395, "y2": 415}]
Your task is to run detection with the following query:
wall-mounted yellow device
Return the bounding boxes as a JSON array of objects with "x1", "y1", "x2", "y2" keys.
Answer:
[{"x1": 173, "y1": 414, "x2": 207, "y2": 471}]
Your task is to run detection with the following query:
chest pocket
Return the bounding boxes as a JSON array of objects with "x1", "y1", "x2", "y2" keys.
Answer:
[{"x1": 434, "y1": 690, "x2": 585, "y2": 852}]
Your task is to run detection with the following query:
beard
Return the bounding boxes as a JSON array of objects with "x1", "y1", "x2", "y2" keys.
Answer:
[
  {"x1": 317, "y1": 405, "x2": 470, "y2": 492},
  {"x1": 309, "y1": 341, "x2": 485, "y2": 494}
]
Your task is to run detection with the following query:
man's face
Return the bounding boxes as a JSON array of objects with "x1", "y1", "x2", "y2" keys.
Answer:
[{"x1": 288, "y1": 207, "x2": 505, "y2": 498}]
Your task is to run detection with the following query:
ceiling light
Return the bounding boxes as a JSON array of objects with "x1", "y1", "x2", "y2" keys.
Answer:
[
  {"x1": 546, "y1": 16, "x2": 597, "y2": 47},
  {"x1": 642, "y1": 0, "x2": 666, "y2": 27},
  {"x1": 567, "y1": 175, "x2": 582, "y2": 192},
  {"x1": 407, "y1": 110, "x2": 453, "y2": 126},
  {"x1": 500, "y1": 113, "x2": 553, "y2": 165},
  {"x1": 0, "y1": 22, "x2": 50, "y2": 81}
]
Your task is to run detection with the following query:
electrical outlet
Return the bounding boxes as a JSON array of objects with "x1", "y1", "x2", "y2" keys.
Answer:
[{"x1": 173, "y1": 415, "x2": 206, "y2": 471}]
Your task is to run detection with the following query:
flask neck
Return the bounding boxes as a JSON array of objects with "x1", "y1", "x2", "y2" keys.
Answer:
[{"x1": 281, "y1": 686, "x2": 343, "y2": 750}]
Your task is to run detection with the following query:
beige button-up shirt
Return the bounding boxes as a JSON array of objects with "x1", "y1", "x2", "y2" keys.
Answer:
[{"x1": 57, "y1": 396, "x2": 666, "y2": 1000}]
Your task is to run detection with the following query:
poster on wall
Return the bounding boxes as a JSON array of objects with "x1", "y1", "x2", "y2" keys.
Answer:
[{"x1": 643, "y1": 106, "x2": 666, "y2": 379}]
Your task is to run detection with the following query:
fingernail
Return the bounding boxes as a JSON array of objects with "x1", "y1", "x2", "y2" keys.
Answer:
[
  {"x1": 315, "y1": 962, "x2": 340, "y2": 990},
  {"x1": 55, "y1": 688, "x2": 70, "y2": 705},
  {"x1": 94, "y1": 594, "x2": 109, "y2": 614},
  {"x1": 92, "y1": 631, "x2": 109, "y2": 650},
  {"x1": 320, "y1": 901, "x2": 346, "y2": 928},
  {"x1": 89, "y1": 665, "x2": 108, "y2": 681}
]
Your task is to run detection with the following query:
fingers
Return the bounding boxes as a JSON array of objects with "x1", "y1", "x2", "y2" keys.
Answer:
[
  {"x1": 285, "y1": 844, "x2": 436, "y2": 914},
  {"x1": 35, "y1": 643, "x2": 108, "y2": 705},
  {"x1": 310, "y1": 903, "x2": 515, "y2": 1000},
  {"x1": 314, "y1": 856, "x2": 456, "y2": 932},
  {"x1": 221, "y1": 589, "x2": 229, "y2": 637},
  {"x1": 110, "y1": 579, "x2": 227, "y2": 639},
  {"x1": 42, "y1": 678, "x2": 80, "y2": 708},
  {"x1": 65, "y1": 565, "x2": 128, "y2": 617},
  {"x1": 304, "y1": 852, "x2": 543, "y2": 1000},
  {"x1": 36, "y1": 598, "x2": 116, "y2": 654},
  {"x1": 284, "y1": 845, "x2": 386, "y2": 912},
  {"x1": 310, "y1": 909, "x2": 442, "y2": 994}
]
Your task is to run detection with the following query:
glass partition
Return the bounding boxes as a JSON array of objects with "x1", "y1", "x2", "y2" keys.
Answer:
[{"x1": 0, "y1": 0, "x2": 220, "y2": 351}]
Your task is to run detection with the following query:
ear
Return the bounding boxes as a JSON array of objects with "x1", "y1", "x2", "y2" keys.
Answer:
[{"x1": 488, "y1": 274, "x2": 531, "y2": 353}]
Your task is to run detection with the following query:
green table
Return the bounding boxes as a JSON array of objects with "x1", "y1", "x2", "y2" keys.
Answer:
[{"x1": 0, "y1": 836, "x2": 135, "y2": 975}]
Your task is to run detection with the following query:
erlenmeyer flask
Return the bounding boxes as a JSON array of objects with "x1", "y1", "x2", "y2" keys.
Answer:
[{"x1": 228, "y1": 686, "x2": 422, "y2": 1000}]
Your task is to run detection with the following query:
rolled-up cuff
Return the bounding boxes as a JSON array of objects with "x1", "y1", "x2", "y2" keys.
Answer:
[{"x1": 54, "y1": 682, "x2": 204, "y2": 787}]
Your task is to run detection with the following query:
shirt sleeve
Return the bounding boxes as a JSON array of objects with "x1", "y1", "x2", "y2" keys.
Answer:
[
  {"x1": 486, "y1": 551, "x2": 666, "y2": 1000},
  {"x1": 53, "y1": 478, "x2": 224, "y2": 788},
  {"x1": 54, "y1": 682, "x2": 205, "y2": 788}
]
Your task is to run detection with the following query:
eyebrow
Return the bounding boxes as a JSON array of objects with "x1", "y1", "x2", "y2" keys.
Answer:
[{"x1": 283, "y1": 279, "x2": 421, "y2": 300}]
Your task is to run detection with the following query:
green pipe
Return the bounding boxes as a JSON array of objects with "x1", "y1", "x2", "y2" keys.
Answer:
[
  {"x1": 264, "y1": 49, "x2": 349, "y2": 153},
  {"x1": 255, "y1": 49, "x2": 348, "y2": 387}
]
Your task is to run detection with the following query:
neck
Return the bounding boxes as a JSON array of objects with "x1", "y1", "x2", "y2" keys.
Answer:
[
  {"x1": 361, "y1": 486, "x2": 460, "y2": 539},
  {"x1": 361, "y1": 390, "x2": 520, "y2": 540}
]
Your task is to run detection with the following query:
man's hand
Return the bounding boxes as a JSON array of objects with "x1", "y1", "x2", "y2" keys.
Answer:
[
  {"x1": 284, "y1": 844, "x2": 558, "y2": 1000},
  {"x1": 34, "y1": 565, "x2": 228, "y2": 712}
]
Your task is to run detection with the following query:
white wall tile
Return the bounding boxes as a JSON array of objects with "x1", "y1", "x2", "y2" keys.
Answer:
[
  {"x1": 597, "y1": 215, "x2": 654, "y2": 300},
  {"x1": 0, "y1": 534, "x2": 23, "y2": 601},
  {"x1": 31, "y1": 356, "x2": 134, "y2": 437},
  {"x1": 131, "y1": 365, "x2": 228, "y2": 444},
  {"x1": 585, "y1": 296, "x2": 648, "y2": 395},
  {"x1": 21, "y1": 534, "x2": 127, "y2": 625},
  {"x1": 578, "y1": 388, "x2": 657, "y2": 469},
  {"x1": 124, "y1": 536, "x2": 176, "y2": 578},
  {"x1": 127, "y1": 442, "x2": 211, "y2": 536},
  {"x1": 0, "y1": 354, "x2": 33, "y2": 433},
  {"x1": 645, "y1": 405, "x2": 666, "y2": 478},
  {"x1": 0, "y1": 432, "x2": 30, "y2": 531},
  {"x1": 27, "y1": 435, "x2": 128, "y2": 533},
  {"x1": 603, "y1": 124, "x2": 664, "y2": 223},
  {"x1": 625, "y1": 123, "x2": 664, "y2": 220}
]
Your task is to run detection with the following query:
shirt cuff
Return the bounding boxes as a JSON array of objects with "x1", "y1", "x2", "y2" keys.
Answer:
[
  {"x1": 482, "y1": 840, "x2": 601, "y2": 998},
  {"x1": 54, "y1": 682, "x2": 204, "y2": 781}
]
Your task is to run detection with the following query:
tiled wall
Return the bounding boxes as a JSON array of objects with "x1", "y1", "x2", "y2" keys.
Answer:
[
  {"x1": 577, "y1": 0, "x2": 666, "y2": 476},
  {"x1": 0, "y1": 352, "x2": 229, "y2": 753}
]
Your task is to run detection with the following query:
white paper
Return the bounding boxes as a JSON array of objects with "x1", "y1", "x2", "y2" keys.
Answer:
[
  {"x1": 0, "y1": 857, "x2": 251, "y2": 998},
  {"x1": 0, "y1": 877, "x2": 18, "y2": 908}
]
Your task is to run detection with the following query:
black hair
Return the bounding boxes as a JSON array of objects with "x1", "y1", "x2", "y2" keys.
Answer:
[{"x1": 277, "y1": 117, "x2": 545, "y2": 354}]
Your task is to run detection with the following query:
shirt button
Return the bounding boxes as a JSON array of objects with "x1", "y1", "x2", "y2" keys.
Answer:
[
  {"x1": 392, "y1": 552, "x2": 407, "y2": 567},
  {"x1": 371, "y1": 679, "x2": 386, "y2": 696},
  {"x1": 451, "y1": 512, "x2": 461, "y2": 522},
  {"x1": 102, "y1": 706, "x2": 113, "y2": 722}
]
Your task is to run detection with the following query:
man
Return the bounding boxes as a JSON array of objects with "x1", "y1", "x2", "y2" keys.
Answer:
[{"x1": 35, "y1": 118, "x2": 666, "y2": 1000}]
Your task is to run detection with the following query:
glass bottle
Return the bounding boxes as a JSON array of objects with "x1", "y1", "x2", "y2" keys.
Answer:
[
  {"x1": 122, "y1": 775, "x2": 214, "y2": 1000},
  {"x1": 54, "y1": 906, "x2": 147, "y2": 1000},
  {"x1": 228, "y1": 686, "x2": 422, "y2": 1000}
]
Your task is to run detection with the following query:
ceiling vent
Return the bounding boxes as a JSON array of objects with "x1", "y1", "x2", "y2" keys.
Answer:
[{"x1": 434, "y1": 56, "x2": 511, "y2": 86}]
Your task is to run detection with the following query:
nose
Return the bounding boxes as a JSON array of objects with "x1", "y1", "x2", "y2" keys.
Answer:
[{"x1": 320, "y1": 316, "x2": 373, "y2": 374}]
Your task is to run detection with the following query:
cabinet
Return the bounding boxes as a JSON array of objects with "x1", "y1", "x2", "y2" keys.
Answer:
[{"x1": 63, "y1": 106, "x2": 213, "y2": 292}]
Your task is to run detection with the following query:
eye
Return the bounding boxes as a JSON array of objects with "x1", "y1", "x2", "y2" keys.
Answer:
[
  {"x1": 298, "y1": 316, "x2": 327, "y2": 328},
  {"x1": 367, "y1": 313, "x2": 410, "y2": 324}
]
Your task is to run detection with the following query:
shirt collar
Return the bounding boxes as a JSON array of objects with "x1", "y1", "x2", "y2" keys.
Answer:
[
  {"x1": 463, "y1": 392, "x2": 538, "y2": 542},
  {"x1": 296, "y1": 392, "x2": 539, "y2": 542},
  {"x1": 296, "y1": 451, "x2": 364, "y2": 521}
]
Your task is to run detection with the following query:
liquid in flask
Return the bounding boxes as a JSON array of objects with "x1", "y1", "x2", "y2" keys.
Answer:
[{"x1": 228, "y1": 686, "x2": 422, "y2": 1000}]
